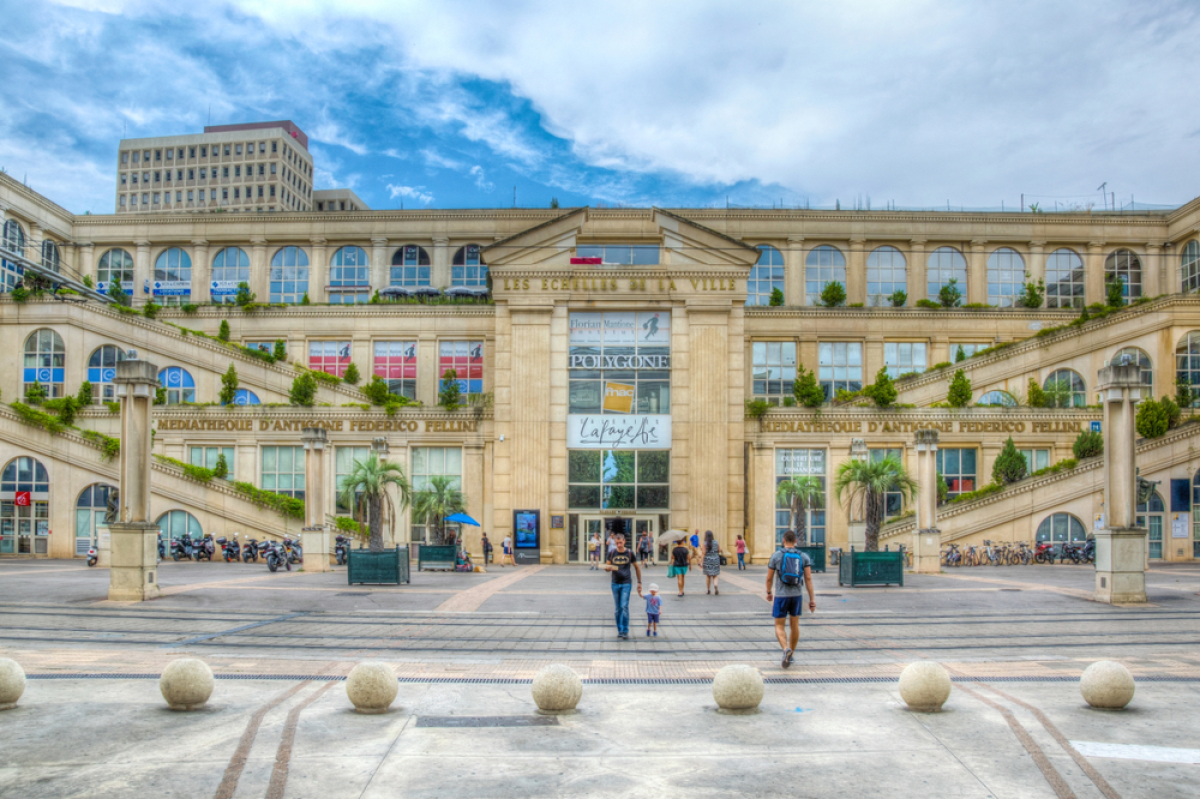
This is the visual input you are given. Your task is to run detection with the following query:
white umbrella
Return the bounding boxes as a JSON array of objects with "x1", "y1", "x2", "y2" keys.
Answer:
[{"x1": 656, "y1": 529, "x2": 689, "y2": 545}]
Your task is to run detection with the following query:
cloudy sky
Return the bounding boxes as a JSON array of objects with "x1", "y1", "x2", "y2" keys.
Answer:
[{"x1": 2, "y1": 0, "x2": 1198, "y2": 214}]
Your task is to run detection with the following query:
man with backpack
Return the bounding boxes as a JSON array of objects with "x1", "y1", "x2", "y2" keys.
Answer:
[{"x1": 765, "y1": 529, "x2": 815, "y2": 668}]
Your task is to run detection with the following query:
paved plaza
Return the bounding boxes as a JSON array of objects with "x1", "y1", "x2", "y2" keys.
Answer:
[{"x1": 1, "y1": 559, "x2": 1199, "y2": 798}]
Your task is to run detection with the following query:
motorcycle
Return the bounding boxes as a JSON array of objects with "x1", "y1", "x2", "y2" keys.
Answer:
[
  {"x1": 157, "y1": 533, "x2": 166, "y2": 562},
  {"x1": 283, "y1": 537, "x2": 302, "y2": 565},
  {"x1": 242, "y1": 537, "x2": 260, "y2": 563},
  {"x1": 193, "y1": 535, "x2": 215, "y2": 562},
  {"x1": 218, "y1": 535, "x2": 241, "y2": 562},
  {"x1": 1059, "y1": 541, "x2": 1085, "y2": 564},
  {"x1": 170, "y1": 533, "x2": 196, "y2": 562},
  {"x1": 335, "y1": 534, "x2": 349, "y2": 566},
  {"x1": 86, "y1": 544, "x2": 98, "y2": 567},
  {"x1": 1081, "y1": 538, "x2": 1096, "y2": 564},
  {"x1": 1034, "y1": 542, "x2": 1056, "y2": 564},
  {"x1": 265, "y1": 540, "x2": 291, "y2": 573}
]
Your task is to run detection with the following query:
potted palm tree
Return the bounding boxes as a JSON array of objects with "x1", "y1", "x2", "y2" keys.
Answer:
[
  {"x1": 340, "y1": 452, "x2": 412, "y2": 584},
  {"x1": 412, "y1": 475, "x2": 465, "y2": 571},
  {"x1": 775, "y1": 475, "x2": 827, "y2": 571},
  {"x1": 834, "y1": 455, "x2": 916, "y2": 586}
]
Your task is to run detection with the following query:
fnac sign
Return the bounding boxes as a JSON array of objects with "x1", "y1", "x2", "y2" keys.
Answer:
[{"x1": 602, "y1": 382, "x2": 635, "y2": 414}]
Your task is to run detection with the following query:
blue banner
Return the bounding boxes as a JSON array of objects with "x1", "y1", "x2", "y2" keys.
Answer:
[
  {"x1": 87, "y1": 367, "x2": 117, "y2": 384},
  {"x1": 24, "y1": 368, "x2": 63, "y2": 384}
]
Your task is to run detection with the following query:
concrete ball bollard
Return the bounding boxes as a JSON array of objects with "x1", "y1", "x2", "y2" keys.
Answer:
[
  {"x1": 531, "y1": 664, "x2": 583, "y2": 714},
  {"x1": 1080, "y1": 661, "x2": 1136, "y2": 709},
  {"x1": 899, "y1": 661, "x2": 952, "y2": 712},
  {"x1": 712, "y1": 664, "x2": 764, "y2": 714},
  {"x1": 159, "y1": 658, "x2": 215, "y2": 711},
  {"x1": 0, "y1": 658, "x2": 26, "y2": 711},
  {"x1": 346, "y1": 662, "x2": 398, "y2": 714}
]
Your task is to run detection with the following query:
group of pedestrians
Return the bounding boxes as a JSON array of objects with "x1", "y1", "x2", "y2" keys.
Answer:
[{"x1": 479, "y1": 532, "x2": 514, "y2": 567}]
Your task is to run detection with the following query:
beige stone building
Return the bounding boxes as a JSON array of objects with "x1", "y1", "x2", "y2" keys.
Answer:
[{"x1": 2, "y1": 171, "x2": 1199, "y2": 564}]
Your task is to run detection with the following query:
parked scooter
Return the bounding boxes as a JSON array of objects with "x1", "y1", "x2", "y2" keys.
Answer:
[
  {"x1": 218, "y1": 534, "x2": 241, "y2": 562},
  {"x1": 86, "y1": 544, "x2": 98, "y2": 567},
  {"x1": 193, "y1": 534, "x2": 215, "y2": 562},
  {"x1": 1034, "y1": 542, "x2": 1056, "y2": 564},
  {"x1": 242, "y1": 537, "x2": 260, "y2": 563},
  {"x1": 1082, "y1": 538, "x2": 1096, "y2": 564},
  {"x1": 1059, "y1": 541, "x2": 1085, "y2": 564},
  {"x1": 265, "y1": 540, "x2": 291, "y2": 572},
  {"x1": 335, "y1": 534, "x2": 350, "y2": 566},
  {"x1": 170, "y1": 533, "x2": 196, "y2": 561},
  {"x1": 157, "y1": 532, "x2": 166, "y2": 561},
  {"x1": 283, "y1": 537, "x2": 302, "y2": 565}
]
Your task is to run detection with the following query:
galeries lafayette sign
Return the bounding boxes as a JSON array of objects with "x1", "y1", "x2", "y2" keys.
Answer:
[{"x1": 567, "y1": 414, "x2": 670, "y2": 449}]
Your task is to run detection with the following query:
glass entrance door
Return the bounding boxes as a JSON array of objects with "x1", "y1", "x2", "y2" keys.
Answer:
[
  {"x1": 579, "y1": 517, "x2": 605, "y2": 564},
  {"x1": 578, "y1": 516, "x2": 658, "y2": 563}
]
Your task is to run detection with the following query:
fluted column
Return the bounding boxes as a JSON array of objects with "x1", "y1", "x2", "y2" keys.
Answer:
[
  {"x1": 1143, "y1": 243, "x2": 1162, "y2": 297},
  {"x1": 78, "y1": 242, "x2": 95, "y2": 285},
  {"x1": 134, "y1": 239, "x2": 151, "y2": 306},
  {"x1": 1085, "y1": 241, "x2": 1106, "y2": 306},
  {"x1": 785, "y1": 236, "x2": 804, "y2": 306},
  {"x1": 309, "y1": 237, "x2": 327, "y2": 303},
  {"x1": 846, "y1": 236, "x2": 866, "y2": 305},
  {"x1": 250, "y1": 237, "x2": 268, "y2": 302},
  {"x1": 432, "y1": 237, "x2": 450, "y2": 288},
  {"x1": 908, "y1": 238, "x2": 926, "y2": 304},
  {"x1": 913, "y1": 429, "x2": 940, "y2": 574},
  {"x1": 371, "y1": 237, "x2": 389, "y2": 293},
  {"x1": 1027, "y1": 241, "x2": 1045, "y2": 306},
  {"x1": 191, "y1": 240, "x2": 209, "y2": 301},
  {"x1": 968, "y1": 239, "x2": 987, "y2": 305}
]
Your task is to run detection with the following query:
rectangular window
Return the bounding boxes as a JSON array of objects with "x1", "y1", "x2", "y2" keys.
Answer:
[
  {"x1": 818, "y1": 342, "x2": 863, "y2": 399},
  {"x1": 567, "y1": 450, "x2": 670, "y2": 511},
  {"x1": 131, "y1": 174, "x2": 138, "y2": 184},
  {"x1": 141, "y1": 193, "x2": 148, "y2": 205},
  {"x1": 775, "y1": 449, "x2": 826, "y2": 545},
  {"x1": 410, "y1": 447, "x2": 463, "y2": 543},
  {"x1": 1018, "y1": 448, "x2": 1051, "y2": 473},
  {"x1": 869, "y1": 448, "x2": 905, "y2": 517},
  {"x1": 439, "y1": 341, "x2": 484, "y2": 400},
  {"x1": 950, "y1": 343, "x2": 986, "y2": 361},
  {"x1": 119, "y1": 196, "x2": 126, "y2": 207},
  {"x1": 261, "y1": 446, "x2": 305, "y2": 499},
  {"x1": 752, "y1": 341, "x2": 797, "y2": 404},
  {"x1": 121, "y1": 152, "x2": 129, "y2": 164},
  {"x1": 222, "y1": 189, "x2": 228, "y2": 200},
  {"x1": 224, "y1": 145, "x2": 230, "y2": 156},
  {"x1": 567, "y1": 311, "x2": 671, "y2": 415},
  {"x1": 200, "y1": 146, "x2": 207, "y2": 157},
  {"x1": 176, "y1": 191, "x2": 182, "y2": 202},
  {"x1": 178, "y1": 149, "x2": 184, "y2": 159},
  {"x1": 187, "y1": 191, "x2": 193, "y2": 201},
  {"x1": 309, "y1": 341, "x2": 352, "y2": 377},
  {"x1": 883, "y1": 342, "x2": 927, "y2": 378},
  {"x1": 155, "y1": 149, "x2": 161, "y2": 161},
  {"x1": 120, "y1": 174, "x2": 127, "y2": 185},
  {"x1": 373, "y1": 342, "x2": 418, "y2": 399},
  {"x1": 235, "y1": 166, "x2": 241, "y2": 177},
  {"x1": 175, "y1": 169, "x2": 183, "y2": 180},
  {"x1": 189, "y1": 446, "x2": 234, "y2": 478},
  {"x1": 259, "y1": 142, "x2": 266, "y2": 153},
  {"x1": 335, "y1": 446, "x2": 371, "y2": 513},
  {"x1": 257, "y1": 186, "x2": 263, "y2": 198},
  {"x1": 189, "y1": 147, "x2": 196, "y2": 158},
  {"x1": 936, "y1": 448, "x2": 977, "y2": 499},
  {"x1": 199, "y1": 168, "x2": 206, "y2": 179},
  {"x1": 270, "y1": 186, "x2": 276, "y2": 197},
  {"x1": 153, "y1": 171, "x2": 160, "y2": 182},
  {"x1": 188, "y1": 169, "x2": 194, "y2": 180},
  {"x1": 235, "y1": 144, "x2": 242, "y2": 155},
  {"x1": 167, "y1": 150, "x2": 173, "y2": 160},
  {"x1": 270, "y1": 163, "x2": 277, "y2": 174},
  {"x1": 259, "y1": 164, "x2": 265, "y2": 176},
  {"x1": 130, "y1": 195, "x2": 137, "y2": 205},
  {"x1": 222, "y1": 167, "x2": 229, "y2": 178},
  {"x1": 272, "y1": 142, "x2": 278, "y2": 153},
  {"x1": 234, "y1": 188, "x2": 240, "y2": 199}
]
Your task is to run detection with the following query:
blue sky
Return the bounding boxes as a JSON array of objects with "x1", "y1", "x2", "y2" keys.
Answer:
[{"x1": 2, "y1": 0, "x2": 1200, "y2": 214}]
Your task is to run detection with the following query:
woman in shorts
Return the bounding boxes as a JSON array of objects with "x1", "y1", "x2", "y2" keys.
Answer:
[{"x1": 668, "y1": 539, "x2": 691, "y2": 596}]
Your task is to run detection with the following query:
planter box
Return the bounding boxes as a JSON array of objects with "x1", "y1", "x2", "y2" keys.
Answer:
[
  {"x1": 347, "y1": 546, "x2": 410, "y2": 585},
  {"x1": 418, "y1": 544, "x2": 457, "y2": 571},
  {"x1": 838, "y1": 549, "x2": 904, "y2": 587},
  {"x1": 798, "y1": 545, "x2": 826, "y2": 573}
]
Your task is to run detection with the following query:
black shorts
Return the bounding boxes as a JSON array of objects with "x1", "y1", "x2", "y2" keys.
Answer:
[{"x1": 772, "y1": 596, "x2": 804, "y2": 619}]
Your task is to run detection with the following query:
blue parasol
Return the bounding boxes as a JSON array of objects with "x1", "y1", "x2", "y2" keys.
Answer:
[{"x1": 444, "y1": 512, "x2": 480, "y2": 527}]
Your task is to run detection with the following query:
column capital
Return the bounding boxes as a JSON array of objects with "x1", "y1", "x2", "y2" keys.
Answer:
[
  {"x1": 310, "y1": 237, "x2": 326, "y2": 246},
  {"x1": 786, "y1": 235, "x2": 805, "y2": 243},
  {"x1": 1144, "y1": 242, "x2": 1163, "y2": 252},
  {"x1": 914, "y1": 428, "x2": 940, "y2": 450},
  {"x1": 848, "y1": 235, "x2": 866, "y2": 244},
  {"x1": 432, "y1": 236, "x2": 449, "y2": 245},
  {"x1": 970, "y1": 238, "x2": 987, "y2": 250},
  {"x1": 371, "y1": 237, "x2": 390, "y2": 246},
  {"x1": 134, "y1": 239, "x2": 151, "y2": 249},
  {"x1": 114, "y1": 359, "x2": 160, "y2": 388},
  {"x1": 909, "y1": 237, "x2": 927, "y2": 247},
  {"x1": 1097, "y1": 362, "x2": 1143, "y2": 396},
  {"x1": 849, "y1": 438, "x2": 868, "y2": 460},
  {"x1": 1029, "y1": 240, "x2": 1046, "y2": 250},
  {"x1": 250, "y1": 237, "x2": 267, "y2": 247},
  {"x1": 191, "y1": 239, "x2": 208, "y2": 247},
  {"x1": 301, "y1": 426, "x2": 328, "y2": 449},
  {"x1": 74, "y1": 241, "x2": 94, "y2": 249},
  {"x1": 1088, "y1": 241, "x2": 1106, "y2": 252}
]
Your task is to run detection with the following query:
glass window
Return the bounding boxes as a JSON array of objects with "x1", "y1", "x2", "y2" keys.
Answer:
[
  {"x1": 575, "y1": 244, "x2": 659, "y2": 265},
  {"x1": 751, "y1": 341, "x2": 797, "y2": 404},
  {"x1": 158, "y1": 366, "x2": 196, "y2": 404},
  {"x1": 155, "y1": 510, "x2": 202, "y2": 546},
  {"x1": 869, "y1": 448, "x2": 905, "y2": 517},
  {"x1": 747, "y1": 245, "x2": 784, "y2": 306},
  {"x1": 1018, "y1": 449, "x2": 1051, "y2": 472},
  {"x1": 1, "y1": 220, "x2": 25, "y2": 292},
  {"x1": 97, "y1": 248, "x2": 134, "y2": 293},
  {"x1": 1177, "y1": 332, "x2": 1200, "y2": 407},
  {"x1": 269, "y1": 246, "x2": 309, "y2": 304},
  {"x1": 805, "y1": 245, "x2": 846, "y2": 305},
  {"x1": 373, "y1": 341, "x2": 418, "y2": 399},
  {"x1": 1046, "y1": 248, "x2": 1085, "y2": 309},
  {"x1": 1105, "y1": 249, "x2": 1142, "y2": 300},
  {"x1": 87, "y1": 345, "x2": 126, "y2": 403},
  {"x1": 411, "y1": 447, "x2": 463, "y2": 542},
  {"x1": 41, "y1": 240, "x2": 60, "y2": 273},
  {"x1": 439, "y1": 341, "x2": 484, "y2": 400},
  {"x1": 211, "y1": 247, "x2": 250, "y2": 304},
  {"x1": 567, "y1": 450, "x2": 670, "y2": 512},
  {"x1": 1043, "y1": 369, "x2": 1086, "y2": 408},
  {"x1": 335, "y1": 446, "x2": 371, "y2": 513},
  {"x1": 451, "y1": 244, "x2": 488, "y2": 287},
  {"x1": 568, "y1": 311, "x2": 671, "y2": 415},
  {"x1": 936, "y1": 448, "x2": 977, "y2": 498},
  {"x1": 1, "y1": 457, "x2": 50, "y2": 553},
  {"x1": 883, "y1": 342, "x2": 927, "y2": 378},
  {"x1": 1182, "y1": 241, "x2": 1200, "y2": 294},
  {"x1": 818, "y1": 341, "x2": 862, "y2": 399},
  {"x1": 189, "y1": 446, "x2": 234, "y2": 478},
  {"x1": 261, "y1": 446, "x2": 305, "y2": 499},
  {"x1": 232, "y1": 389, "x2": 260, "y2": 405},
  {"x1": 389, "y1": 245, "x2": 431, "y2": 288},
  {"x1": 987, "y1": 247, "x2": 1025, "y2": 307},
  {"x1": 774, "y1": 448, "x2": 826, "y2": 545},
  {"x1": 309, "y1": 341, "x2": 352, "y2": 377},
  {"x1": 977, "y1": 390, "x2": 1017, "y2": 407},
  {"x1": 950, "y1": 343, "x2": 987, "y2": 360},
  {"x1": 153, "y1": 248, "x2": 192, "y2": 306},
  {"x1": 1035, "y1": 513, "x2": 1087, "y2": 554},
  {"x1": 1113, "y1": 347, "x2": 1152, "y2": 386},
  {"x1": 331, "y1": 245, "x2": 370, "y2": 303},
  {"x1": 927, "y1": 247, "x2": 967, "y2": 302},
  {"x1": 866, "y1": 246, "x2": 907, "y2": 306},
  {"x1": 23, "y1": 329, "x2": 65, "y2": 399},
  {"x1": 75, "y1": 483, "x2": 115, "y2": 555}
]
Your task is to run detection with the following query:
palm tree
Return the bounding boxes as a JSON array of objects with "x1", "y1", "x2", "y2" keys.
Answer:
[
  {"x1": 412, "y1": 475, "x2": 465, "y2": 545},
  {"x1": 834, "y1": 455, "x2": 917, "y2": 551},
  {"x1": 775, "y1": 475, "x2": 824, "y2": 546},
  {"x1": 339, "y1": 453, "x2": 412, "y2": 553}
]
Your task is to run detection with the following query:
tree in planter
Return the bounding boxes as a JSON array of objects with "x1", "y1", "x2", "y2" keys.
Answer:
[
  {"x1": 76, "y1": 381, "x2": 93, "y2": 407},
  {"x1": 938, "y1": 278, "x2": 962, "y2": 308},
  {"x1": 343, "y1": 362, "x2": 361, "y2": 385},
  {"x1": 889, "y1": 290, "x2": 907, "y2": 307},
  {"x1": 1073, "y1": 429, "x2": 1104, "y2": 459},
  {"x1": 1177, "y1": 377, "x2": 1195, "y2": 408},
  {"x1": 1106, "y1": 276, "x2": 1126, "y2": 308},
  {"x1": 1018, "y1": 277, "x2": 1045, "y2": 309},
  {"x1": 289, "y1": 372, "x2": 317, "y2": 406},
  {"x1": 272, "y1": 340, "x2": 287, "y2": 361},
  {"x1": 439, "y1": 369, "x2": 462, "y2": 411},
  {"x1": 1136, "y1": 396, "x2": 1171, "y2": 439},
  {"x1": 340, "y1": 453, "x2": 412, "y2": 553},
  {"x1": 218, "y1": 319, "x2": 231, "y2": 342},
  {"x1": 775, "y1": 475, "x2": 824, "y2": 546},
  {"x1": 213, "y1": 453, "x2": 229, "y2": 479},
  {"x1": 108, "y1": 283, "x2": 130, "y2": 307},
  {"x1": 833, "y1": 455, "x2": 917, "y2": 551},
  {"x1": 24, "y1": 381, "x2": 47, "y2": 405},
  {"x1": 235, "y1": 281, "x2": 256, "y2": 306},
  {"x1": 300, "y1": 292, "x2": 311, "y2": 305},
  {"x1": 793, "y1": 365, "x2": 825, "y2": 408},
  {"x1": 1027, "y1": 377, "x2": 1047, "y2": 408},
  {"x1": 412, "y1": 475, "x2": 464, "y2": 546},
  {"x1": 768, "y1": 287, "x2": 784, "y2": 306},
  {"x1": 219, "y1": 364, "x2": 239, "y2": 405},
  {"x1": 954, "y1": 345, "x2": 967, "y2": 363},
  {"x1": 947, "y1": 370, "x2": 972, "y2": 407},
  {"x1": 819, "y1": 281, "x2": 846, "y2": 308},
  {"x1": 991, "y1": 437, "x2": 1028, "y2": 485},
  {"x1": 864, "y1": 367, "x2": 896, "y2": 408}
]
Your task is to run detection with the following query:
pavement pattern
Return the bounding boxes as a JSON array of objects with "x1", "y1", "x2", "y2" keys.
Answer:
[{"x1": 1, "y1": 559, "x2": 1198, "y2": 797}]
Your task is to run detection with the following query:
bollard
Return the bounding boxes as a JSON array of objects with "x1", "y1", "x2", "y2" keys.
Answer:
[
  {"x1": 346, "y1": 662, "x2": 398, "y2": 714},
  {"x1": 1080, "y1": 661, "x2": 1135, "y2": 709},
  {"x1": 0, "y1": 658, "x2": 26, "y2": 711},
  {"x1": 712, "y1": 664, "x2": 764, "y2": 714},
  {"x1": 899, "y1": 661, "x2": 952, "y2": 712},
  {"x1": 160, "y1": 658, "x2": 215, "y2": 711},
  {"x1": 531, "y1": 664, "x2": 583, "y2": 714}
]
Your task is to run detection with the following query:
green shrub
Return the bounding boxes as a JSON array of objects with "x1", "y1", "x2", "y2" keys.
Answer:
[
  {"x1": 863, "y1": 367, "x2": 896, "y2": 408},
  {"x1": 793, "y1": 365, "x2": 825, "y2": 408},
  {"x1": 992, "y1": 437, "x2": 1028, "y2": 484},
  {"x1": 219, "y1": 364, "x2": 239, "y2": 406},
  {"x1": 889, "y1": 290, "x2": 907, "y2": 307},
  {"x1": 11, "y1": 285, "x2": 31, "y2": 303},
  {"x1": 1106, "y1": 277, "x2": 1126, "y2": 308},
  {"x1": 289, "y1": 372, "x2": 318, "y2": 406},
  {"x1": 931, "y1": 361, "x2": 952, "y2": 370},
  {"x1": 105, "y1": 401, "x2": 121, "y2": 414},
  {"x1": 440, "y1": 368, "x2": 462, "y2": 411},
  {"x1": 1017, "y1": 277, "x2": 1044, "y2": 309},
  {"x1": 218, "y1": 319, "x2": 231, "y2": 342},
  {"x1": 1027, "y1": 378, "x2": 1047, "y2": 408},
  {"x1": 10, "y1": 401, "x2": 66, "y2": 434},
  {"x1": 76, "y1": 381, "x2": 93, "y2": 407},
  {"x1": 745, "y1": 398, "x2": 770, "y2": 420},
  {"x1": 231, "y1": 481, "x2": 305, "y2": 520},
  {"x1": 947, "y1": 370, "x2": 972, "y2": 407},
  {"x1": 142, "y1": 301, "x2": 160, "y2": 319},
  {"x1": 1073, "y1": 430, "x2": 1103, "y2": 459},
  {"x1": 80, "y1": 429, "x2": 120, "y2": 461},
  {"x1": 23, "y1": 381, "x2": 47, "y2": 405},
  {"x1": 300, "y1": 292, "x2": 310, "y2": 305},
  {"x1": 43, "y1": 396, "x2": 80, "y2": 426},
  {"x1": 915, "y1": 299, "x2": 941, "y2": 309},
  {"x1": 181, "y1": 303, "x2": 199, "y2": 314},
  {"x1": 343, "y1": 362, "x2": 361, "y2": 385},
  {"x1": 273, "y1": 340, "x2": 287, "y2": 361},
  {"x1": 154, "y1": 387, "x2": 166, "y2": 405},
  {"x1": 819, "y1": 281, "x2": 846, "y2": 308},
  {"x1": 782, "y1": 396, "x2": 795, "y2": 407},
  {"x1": 235, "y1": 282, "x2": 256, "y2": 307},
  {"x1": 938, "y1": 278, "x2": 962, "y2": 308},
  {"x1": 213, "y1": 453, "x2": 229, "y2": 479},
  {"x1": 769, "y1": 287, "x2": 784, "y2": 306},
  {"x1": 954, "y1": 345, "x2": 967, "y2": 363}
]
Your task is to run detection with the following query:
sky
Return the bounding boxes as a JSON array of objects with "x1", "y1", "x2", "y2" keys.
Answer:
[{"x1": 1, "y1": 0, "x2": 1199, "y2": 215}]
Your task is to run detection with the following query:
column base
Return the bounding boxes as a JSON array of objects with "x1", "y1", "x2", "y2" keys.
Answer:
[
  {"x1": 301, "y1": 527, "x2": 331, "y2": 572},
  {"x1": 107, "y1": 522, "x2": 162, "y2": 602},
  {"x1": 914, "y1": 528, "x2": 942, "y2": 574},
  {"x1": 1094, "y1": 526, "x2": 1148, "y2": 604}
]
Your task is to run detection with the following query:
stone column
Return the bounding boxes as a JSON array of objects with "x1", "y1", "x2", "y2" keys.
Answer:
[
  {"x1": 785, "y1": 236, "x2": 804, "y2": 306},
  {"x1": 134, "y1": 239, "x2": 151, "y2": 306},
  {"x1": 968, "y1": 239, "x2": 987, "y2": 305},
  {"x1": 250, "y1": 237, "x2": 268, "y2": 302},
  {"x1": 371, "y1": 437, "x2": 394, "y2": 547},
  {"x1": 1094, "y1": 362, "x2": 1147, "y2": 604},
  {"x1": 846, "y1": 236, "x2": 866, "y2": 305},
  {"x1": 432, "y1": 237, "x2": 451, "y2": 288},
  {"x1": 108, "y1": 359, "x2": 162, "y2": 602},
  {"x1": 301, "y1": 427, "x2": 331, "y2": 571},
  {"x1": 913, "y1": 429, "x2": 941, "y2": 574},
  {"x1": 78, "y1": 242, "x2": 95, "y2": 285},
  {"x1": 371, "y1": 237, "x2": 389, "y2": 293},
  {"x1": 846, "y1": 439, "x2": 867, "y2": 549},
  {"x1": 309, "y1": 238, "x2": 327, "y2": 303},
  {"x1": 908, "y1": 238, "x2": 926, "y2": 305},
  {"x1": 509, "y1": 307, "x2": 553, "y2": 563},
  {"x1": 1143, "y1": 243, "x2": 1162, "y2": 297},
  {"x1": 1085, "y1": 241, "x2": 1106, "y2": 307},
  {"x1": 191, "y1": 240, "x2": 209, "y2": 302},
  {"x1": 29, "y1": 224, "x2": 43, "y2": 266},
  {"x1": 462, "y1": 440, "x2": 485, "y2": 559},
  {"x1": 750, "y1": 440, "x2": 777, "y2": 565},
  {"x1": 1027, "y1": 241, "x2": 1046, "y2": 304}
]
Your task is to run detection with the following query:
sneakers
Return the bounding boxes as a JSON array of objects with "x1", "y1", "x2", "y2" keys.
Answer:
[
  {"x1": 782, "y1": 649, "x2": 794, "y2": 669},
  {"x1": 646, "y1": 629, "x2": 651, "y2": 637},
  {"x1": 653, "y1": 631, "x2": 657, "y2": 637}
]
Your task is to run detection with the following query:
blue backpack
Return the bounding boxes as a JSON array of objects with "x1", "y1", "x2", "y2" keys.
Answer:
[{"x1": 779, "y1": 550, "x2": 804, "y2": 586}]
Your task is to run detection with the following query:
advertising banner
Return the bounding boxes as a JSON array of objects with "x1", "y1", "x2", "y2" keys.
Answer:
[
  {"x1": 569, "y1": 312, "x2": 603, "y2": 345},
  {"x1": 153, "y1": 280, "x2": 191, "y2": 297},
  {"x1": 96, "y1": 281, "x2": 135, "y2": 294},
  {"x1": 603, "y1": 311, "x2": 636, "y2": 345},
  {"x1": 568, "y1": 414, "x2": 670, "y2": 449},
  {"x1": 210, "y1": 280, "x2": 239, "y2": 296}
]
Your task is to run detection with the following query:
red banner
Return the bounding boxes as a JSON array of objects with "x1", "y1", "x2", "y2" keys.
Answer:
[{"x1": 14, "y1": 491, "x2": 30, "y2": 507}]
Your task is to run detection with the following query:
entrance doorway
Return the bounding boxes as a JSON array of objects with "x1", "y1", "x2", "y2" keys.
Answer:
[
  {"x1": 1137, "y1": 491, "x2": 1165, "y2": 560},
  {"x1": 576, "y1": 516, "x2": 657, "y2": 563}
]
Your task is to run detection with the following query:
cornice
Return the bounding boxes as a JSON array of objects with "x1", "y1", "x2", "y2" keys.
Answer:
[
  {"x1": 150, "y1": 406, "x2": 493, "y2": 421},
  {"x1": 155, "y1": 303, "x2": 496, "y2": 320},
  {"x1": 747, "y1": 305, "x2": 1079, "y2": 322},
  {"x1": 753, "y1": 407, "x2": 1101, "y2": 424}
]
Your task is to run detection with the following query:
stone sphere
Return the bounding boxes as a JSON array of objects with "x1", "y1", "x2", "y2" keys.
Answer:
[
  {"x1": 159, "y1": 658, "x2": 214, "y2": 711},
  {"x1": 1080, "y1": 661, "x2": 1135, "y2": 709},
  {"x1": 0, "y1": 658, "x2": 26, "y2": 711},
  {"x1": 712, "y1": 664, "x2": 764, "y2": 714},
  {"x1": 346, "y1": 662, "x2": 398, "y2": 714},
  {"x1": 531, "y1": 664, "x2": 583, "y2": 714},
  {"x1": 899, "y1": 661, "x2": 952, "y2": 712}
]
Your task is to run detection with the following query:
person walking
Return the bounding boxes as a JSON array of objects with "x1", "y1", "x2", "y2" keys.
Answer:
[
  {"x1": 669, "y1": 537, "x2": 690, "y2": 596},
  {"x1": 766, "y1": 530, "x2": 815, "y2": 668},
  {"x1": 500, "y1": 533, "x2": 514, "y2": 567},
  {"x1": 481, "y1": 532, "x2": 493, "y2": 565},
  {"x1": 702, "y1": 530, "x2": 722, "y2": 595},
  {"x1": 603, "y1": 533, "x2": 642, "y2": 639},
  {"x1": 606, "y1": 533, "x2": 617, "y2": 560},
  {"x1": 588, "y1": 532, "x2": 601, "y2": 570},
  {"x1": 645, "y1": 583, "x2": 661, "y2": 637},
  {"x1": 638, "y1": 532, "x2": 652, "y2": 568},
  {"x1": 735, "y1": 535, "x2": 747, "y2": 570}
]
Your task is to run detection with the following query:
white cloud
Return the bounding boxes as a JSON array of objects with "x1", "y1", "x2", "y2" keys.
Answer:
[
  {"x1": 469, "y1": 165, "x2": 493, "y2": 192},
  {"x1": 386, "y1": 183, "x2": 434, "y2": 204},
  {"x1": 310, "y1": 121, "x2": 369, "y2": 156},
  {"x1": 420, "y1": 148, "x2": 464, "y2": 170}
]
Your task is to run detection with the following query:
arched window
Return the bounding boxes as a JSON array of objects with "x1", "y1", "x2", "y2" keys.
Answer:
[
  {"x1": 1137, "y1": 490, "x2": 1165, "y2": 560},
  {"x1": 331, "y1": 245, "x2": 371, "y2": 303},
  {"x1": 210, "y1": 247, "x2": 249, "y2": 304},
  {"x1": 866, "y1": 246, "x2": 907, "y2": 306},
  {"x1": 0, "y1": 220, "x2": 23, "y2": 292},
  {"x1": 1113, "y1": 347, "x2": 1152, "y2": 387},
  {"x1": 41, "y1": 240, "x2": 61, "y2": 273},
  {"x1": 389, "y1": 244, "x2": 431, "y2": 289},
  {"x1": 1105, "y1": 249, "x2": 1142, "y2": 300},
  {"x1": 987, "y1": 248, "x2": 1025, "y2": 307},
  {"x1": 977, "y1": 390, "x2": 1017, "y2": 407},
  {"x1": 153, "y1": 248, "x2": 192, "y2": 306},
  {"x1": 451, "y1": 244, "x2": 488, "y2": 288},
  {"x1": 269, "y1": 246, "x2": 309, "y2": 304},
  {"x1": 232, "y1": 388, "x2": 260, "y2": 405},
  {"x1": 1, "y1": 456, "x2": 50, "y2": 555},
  {"x1": 1177, "y1": 331, "x2": 1200, "y2": 407},
  {"x1": 97, "y1": 248, "x2": 134, "y2": 295},
  {"x1": 23, "y1": 329, "x2": 65, "y2": 399},
  {"x1": 748, "y1": 245, "x2": 784, "y2": 306},
  {"x1": 1035, "y1": 513, "x2": 1087, "y2": 554},
  {"x1": 158, "y1": 366, "x2": 196, "y2": 404},
  {"x1": 2, "y1": 219, "x2": 26, "y2": 255},
  {"x1": 927, "y1": 247, "x2": 967, "y2": 303},
  {"x1": 1182, "y1": 241, "x2": 1200, "y2": 294},
  {"x1": 156, "y1": 509, "x2": 202, "y2": 545},
  {"x1": 1043, "y1": 368, "x2": 1086, "y2": 408},
  {"x1": 1045, "y1": 248, "x2": 1085, "y2": 309},
  {"x1": 87, "y1": 345, "x2": 127, "y2": 403},
  {"x1": 75, "y1": 484, "x2": 116, "y2": 556},
  {"x1": 805, "y1": 245, "x2": 846, "y2": 305}
]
